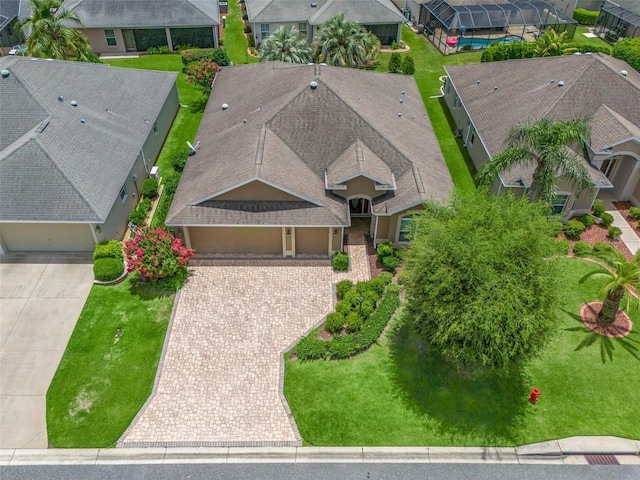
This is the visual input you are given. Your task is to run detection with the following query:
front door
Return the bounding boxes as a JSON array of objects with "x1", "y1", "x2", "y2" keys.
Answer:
[
  {"x1": 349, "y1": 198, "x2": 370, "y2": 217},
  {"x1": 600, "y1": 157, "x2": 618, "y2": 179},
  {"x1": 122, "y1": 29, "x2": 137, "y2": 52}
]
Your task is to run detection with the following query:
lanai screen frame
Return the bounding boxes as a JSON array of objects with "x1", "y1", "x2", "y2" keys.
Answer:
[
  {"x1": 419, "y1": 0, "x2": 578, "y2": 54},
  {"x1": 595, "y1": 5, "x2": 640, "y2": 43}
]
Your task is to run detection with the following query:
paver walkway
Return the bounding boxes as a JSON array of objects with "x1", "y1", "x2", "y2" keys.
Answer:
[
  {"x1": 604, "y1": 202, "x2": 640, "y2": 255},
  {"x1": 119, "y1": 233, "x2": 369, "y2": 447}
]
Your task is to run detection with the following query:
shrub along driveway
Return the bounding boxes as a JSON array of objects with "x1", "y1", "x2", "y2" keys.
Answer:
[
  {"x1": 119, "y1": 259, "x2": 369, "y2": 446},
  {"x1": 0, "y1": 253, "x2": 94, "y2": 448}
]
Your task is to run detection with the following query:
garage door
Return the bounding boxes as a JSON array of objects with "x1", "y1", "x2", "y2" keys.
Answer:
[
  {"x1": 0, "y1": 223, "x2": 95, "y2": 252},
  {"x1": 296, "y1": 227, "x2": 329, "y2": 255},
  {"x1": 188, "y1": 227, "x2": 282, "y2": 255}
]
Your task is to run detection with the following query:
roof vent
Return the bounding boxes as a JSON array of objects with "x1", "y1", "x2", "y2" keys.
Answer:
[
  {"x1": 242, "y1": 119, "x2": 247, "y2": 124},
  {"x1": 476, "y1": 80, "x2": 480, "y2": 84},
  {"x1": 221, "y1": 103, "x2": 229, "y2": 110},
  {"x1": 401, "y1": 90, "x2": 405, "y2": 95},
  {"x1": 310, "y1": 80, "x2": 318, "y2": 89},
  {"x1": 573, "y1": 52, "x2": 582, "y2": 55},
  {"x1": 80, "y1": 119, "x2": 86, "y2": 124},
  {"x1": 621, "y1": 70, "x2": 628, "y2": 77},
  {"x1": 400, "y1": 99, "x2": 403, "y2": 104},
  {"x1": 550, "y1": 79, "x2": 554, "y2": 83},
  {"x1": 311, "y1": 2, "x2": 317, "y2": 7},
  {"x1": 58, "y1": 95, "x2": 64, "y2": 101},
  {"x1": 71, "y1": 100, "x2": 78, "y2": 107},
  {"x1": 398, "y1": 113, "x2": 402, "y2": 117},
  {"x1": 493, "y1": 85, "x2": 498, "y2": 90},
  {"x1": 1, "y1": 69, "x2": 9, "y2": 79},
  {"x1": 558, "y1": 81, "x2": 564, "y2": 87}
]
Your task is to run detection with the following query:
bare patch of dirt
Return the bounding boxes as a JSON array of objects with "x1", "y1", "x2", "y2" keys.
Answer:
[{"x1": 580, "y1": 302, "x2": 633, "y2": 338}]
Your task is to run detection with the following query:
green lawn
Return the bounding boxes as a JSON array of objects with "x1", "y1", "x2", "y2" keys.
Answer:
[
  {"x1": 223, "y1": 0, "x2": 258, "y2": 65},
  {"x1": 377, "y1": 27, "x2": 480, "y2": 192},
  {"x1": 46, "y1": 278, "x2": 174, "y2": 447},
  {"x1": 105, "y1": 55, "x2": 203, "y2": 176},
  {"x1": 285, "y1": 258, "x2": 640, "y2": 446},
  {"x1": 572, "y1": 26, "x2": 612, "y2": 52}
]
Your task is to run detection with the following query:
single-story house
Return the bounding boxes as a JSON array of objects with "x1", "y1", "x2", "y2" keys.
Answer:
[
  {"x1": 246, "y1": 0, "x2": 405, "y2": 47},
  {"x1": 0, "y1": 57, "x2": 178, "y2": 253},
  {"x1": 443, "y1": 53, "x2": 640, "y2": 218},
  {"x1": 62, "y1": 0, "x2": 219, "y2": 55},
  {"x1": 167, "y1": 62, "x2": 452, "y2": 257}
]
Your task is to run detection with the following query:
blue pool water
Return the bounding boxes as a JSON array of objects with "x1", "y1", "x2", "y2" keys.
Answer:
[{"x1": 458, "y1": 35, "x2": 524, "y2": 49}]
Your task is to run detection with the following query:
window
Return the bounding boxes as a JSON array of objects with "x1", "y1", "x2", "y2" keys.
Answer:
[
  {"x1": 398, "y1": 216, "x2": 415, "y2": 243},
  {"x1": 470, "y1": 132, "x2": 475, "y2": 145},
  {"x1": 105, "y1": 29, "x2": 117, "y2": 47},
  {"x1": 446, "y1": 80, "x2": 450, "y2": 94},
  {"x1": 298, "y1": 22, "x2": 307, "y2": 37},
  {"x1": 260, "y1": 24, "x2": 270, "y2": 39},
  {"x1": 551, "y1": 194, "x2": 569, "y2": 215},
  {"x1": 120, "y1": 186, "x2": 127, "y2": 204},
  {"x1": 153, "y1": 122, "x2": 158, "y2": 135}
]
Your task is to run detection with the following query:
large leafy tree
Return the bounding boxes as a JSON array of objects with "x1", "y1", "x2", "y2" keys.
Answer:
[
  {"x1": 20, "y1": 0, "x2": 93, "y2": 61},
  {"x1": 402, "y1": 190, "x2": 559, "y2": 372},
  {"x1": 312, "y1": 14, "x2": 380, "y2": 68},
  {"x1": 259, "y1": 26, "x2": 312, "y2": 63},
  {"x1": 476, "y1": 117, "x2": 593, "y2": 206},
  {"x1": 580, "y1": 250, "x2": 640, "y2": 324}
]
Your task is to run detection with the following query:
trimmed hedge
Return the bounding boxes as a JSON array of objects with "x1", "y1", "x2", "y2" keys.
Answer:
[
  {"x1": 608, "y1": 225, "x2": 622, "y2": 240},
  {"x1": 93, "y1": 240, "x2": 123, "y2": 261},
  {"x1": 333, "y1": 251, "x2": 349, "y2": 271},
  {"x1": 593, "y1": 241, "x2": 614, "y2": 255},
  {"x1": 325, "y1": 312, "x2": 345, "y2": 335},
  {"x1": 181, "y1": 48, "x2": 231, "y2": 66},
  {"x1": 93, "y1": 257, "x2": 124, "y2": 282},
  {"x1": 600, "y1": 212, "x2": 614, "y2": 228},
  {"x1": 578, "y1": 214, "x2": 595, "y2": 228},
  {"x1": 613, "y1": 37, "x2": 640, "y2": 73},
  {"x1": 141, "y1": 178, "x2": 159, "y2": 199},
  {"x1": 573, "y1": 241, "x2": 591, "y2": 257},
  {"x1": 128, "y1": 209, "x2": 146, "y2": 226},
  {"x1": 573, "y1": 8, "x2": 598, "y2": 26},
  {"x1": 592, "y1": 198, "x2": 605, "y2": 217},
  {"x1": 336, "y1": 279, "x2": 353, "y2": 299},
  {"x1": 480, "y1": 40, "x2": 610, "y2": 63},
  {"x1": 294, "y1": 333, "x2": 327, "y2": 361},
  {"x1": 563, "y1": 219, "x2": 585, "y2": 240}
]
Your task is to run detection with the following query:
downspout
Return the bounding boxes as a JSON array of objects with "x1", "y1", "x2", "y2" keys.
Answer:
[
  {"x1": 463, "y1": 123, "x2": 472, "y2": 146},
  {"x1": 373, "y1": 214, "x2": 379, "y2": 248},
  {"x1": 140, "y1": 149, "x2": 149, "y2": 174}
]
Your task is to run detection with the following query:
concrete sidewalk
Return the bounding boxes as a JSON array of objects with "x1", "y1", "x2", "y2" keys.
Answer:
[{"x1": 0, "y1": 437, "x2": 638, "y2": 465}]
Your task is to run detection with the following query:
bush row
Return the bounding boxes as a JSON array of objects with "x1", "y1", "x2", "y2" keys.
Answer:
[
  {"x1": 480, "y1": 41, "x2": 611, "y2": 62},
  {"x1": 613, "y1": 38, "x2": 640, "y2": 73},
  {"x1": 377, "y1": 242, "x2": 404, "y2": 272},
  {"x1": 128, "y1": 197, "x2": 153, "y2": 227},
  {"x1": 93, "y1": 239, "x2": 123, "y2": 261},
  {"x1": 572, "y1": 8, "x2": 599, "y2": 26},
  {"x1": 93, "y1": 240, "x2": 125, "y2": 281},
  {"x1": 180, "y1": 48, "x2": 231, "y2": 66}
]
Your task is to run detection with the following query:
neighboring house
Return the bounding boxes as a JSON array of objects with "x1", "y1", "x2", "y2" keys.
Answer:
[
  {"x1": 0, "y1": 0, "x2": 28, "y2": 55},
  {"x1": 444, "y1": 53, "x2": 640, "y2": 219},
  {"x1": 62, "y1": 0, "x2": 219, "y2": 55},
  {"x1": 0, "y1": 57, "x2": 178, "y2": 253},
  {"x1": 167, "y1": 62, "x2": 452, "y2": 257},
  {"x1": 246, "y1": 0, "x2": 405, "y2": 47}
]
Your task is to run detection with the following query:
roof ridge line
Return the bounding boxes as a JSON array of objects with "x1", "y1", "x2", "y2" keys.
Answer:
[
  {"x1": 543, "y1": 56, "x2": 596, "y2": 118},
  {"x1": 183, "y1": 0, "x2": 218, "y2": 22},
  {"x1": 248, "y1": 0, "x2": 279, "y2": 20}
]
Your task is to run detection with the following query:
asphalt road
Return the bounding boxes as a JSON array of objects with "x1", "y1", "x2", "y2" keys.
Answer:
[{"x1": 2, "y1": 463, "x2": 639, "y2": 480}]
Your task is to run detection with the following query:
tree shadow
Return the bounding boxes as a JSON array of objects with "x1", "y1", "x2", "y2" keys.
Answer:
[
  {"x1": 127, "y1": 276, "x2": 179, "y2": 300},
  {"x1": 562, "y1": 309, "x2": 640, "y2": 363},
  {"x1": 386, "y1": 318, "x2": 529, "y2": 444}
]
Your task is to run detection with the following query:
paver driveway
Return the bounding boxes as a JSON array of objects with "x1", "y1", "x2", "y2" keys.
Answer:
[{"x1": 120, "y1": 243, "x2": 369, "y2": 446}]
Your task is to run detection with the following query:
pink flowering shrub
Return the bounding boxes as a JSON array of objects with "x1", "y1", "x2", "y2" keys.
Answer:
[
  {"x1": 124, "y1": 228, "x2": 194, "y2": 283},
  {"x1": 185, "y1": 59, "x2": 220, "y2": 96}
]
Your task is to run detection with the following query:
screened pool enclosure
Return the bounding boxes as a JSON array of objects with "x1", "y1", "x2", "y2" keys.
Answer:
[
  {"x1": 419, "y1": 0, "x2": 578, "y2": 54},
  {"x1": 595, "y1": 4, "x2": 640, "y2": 43}
]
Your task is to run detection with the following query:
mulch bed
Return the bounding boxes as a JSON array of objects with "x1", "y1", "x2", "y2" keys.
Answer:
[
  {"x1": 614, "y1": 201, "x2": 640, "y2": 230},
  {"x1": 561, "y1": 225, "x2": 633, "y2": 261},
  {"x1": 580, "y1": 302, "x2": 633, "y2": 338},
  {"x1": 365, "y1": 234, "x2": 385, "y2": 278}
]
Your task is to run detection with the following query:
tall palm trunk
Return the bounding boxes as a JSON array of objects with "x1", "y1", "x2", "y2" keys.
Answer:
[{"x1": 599, "y1": 285, "x2": 624, "y2": 324}]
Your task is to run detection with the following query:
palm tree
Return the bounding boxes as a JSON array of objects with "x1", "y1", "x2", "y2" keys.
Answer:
[
  {"x1": 580, "y1": 250, "x2": 640, "y2": 324},
  {"x1": 312, "y1": 14, "x2": 380, "y2": 68},
  {"x1": 534, "y1": 29, "x2": 577, "y2": 57},
  {"x1": 476, "y1": 117, "x2": 593, "y2": 206},
  {"x1": 259, "y1": 26, "x2": 312, "y2": 64},
  {"x1": 20, "y1": 0, "x2": 92, "y2": 61}
]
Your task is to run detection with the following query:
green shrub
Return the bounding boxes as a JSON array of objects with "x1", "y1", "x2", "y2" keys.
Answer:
[
  {"x1": 553, "y1": 239, "x2": 570, "y2": 256},
  {"x1": 181, "y1": 48, "x2": 231, "y2": 66},
  {"x1": 170, "y1": 149, "x2": 190, "y2": 172},
  {"x1": 573, "y1": 241, "x2": 591, "y2": 257},
  {"x1": 608, "y1": 225, "x2": 622, "y2": 240},
  {"x1": 592, "y1": 198, "x2": 605, "y2": 217},
  {"x1": 333, "y1": 251, "x2": 349, "y2": 271},
  {"x1": 578, "y1": 214, "x2": 595, "y2": 228},
  {"x1": 336, "y1": 279, "x2": 353, "y2": 299},
  {"x1": 360, "y1": 300, "x2": 375, "y2": 320},
  {"x1": 612, "y1": 37, "x2": 640, "y2": 73},
  {"x1": 563, "y1": 219, "x2": 585, "y2": 240},
  {"x1": 294, "y1": 334, "x2": 327, "y2": 361},
  {"x1": 382, "y1": 255, "x2": 399, "y2": 271},
  {"x1": 128, "y1": 209, "x2": 146, "y2": 226},
  {"x1": 388, "y1": 52, "x2": 401, "y2": 73},
  {"x1": 355, "y1": 289, "x2": 400, "y2": 349},
  {"x1": 549, "y1": 220, "x2": 564, "y2": 237},
  {"x1": 329, "y1": 334, "x2": 359, "y2": 359},
  {"x1": 394, "y1": 248, "x2": 407, "y2": 262},
  {"x1": 378, "y1": 271, "x2": 393, "y2": 285},
  {"x1": 593, "y1": 241, "x2": 614, "y2": 255},
  {"x1": 390, "y1": 41, "x2": 399, "y2": 50},
  {"x1": 355, "y1": 280, "x2": 372, "y2": 295},
  {"x1": 93, "y1": 240, "x2": 123, "y2": 261},
  {"x1": 244, "y1": 24, "x2": 252, "y2": 34},
  {"x1": 600, "y1": 212, "x2": 614, "y2": 227},
  {"x1": 138, "y1": 198, "x2": 152, "y2": 217},
  {"x1": 573, "y1": 8, "x2": 598, "y2": 26},
  {"x1": 377, "y1": 242, "x2": 394, "y2": 262},
  {"x1": 93, "y1": 257, "x2": 124, "y2": 282},
  {"x1": 335, "y1": 300, "x2": 352, "y2": 316},
  {"x1": 163, "y1": 173, "x2": 181, "y2": 195},
  {"x1": 152, "y1": 190, "x2": 174, "y2": 231},
  {"x1": 343, "y1": 289, "x2": 363, "y2": 307},
  {"x1": 401, "y1": 55, "x2": 415, "y2": 75},
  {"x1": 248, "y1": 35, "x2": 255, "y2": 47},
  {"x1": 386, "y1": 283, "x2": 401, "y2": 296},
  {"x1": 141, "y1": 178, "x2": 159, "y2": 199},
  {"x1": 481, "y1": 41, "x2": 536, "y2": 62},
  {"x1": 345, "y1": 312, "x2": 363, "y2": 333},
  {"x1": 366, "y1": 277, "x2": 386, "y2": 296},
  {"x1": 325, "y1": 312, "x2": 345, "y2": 335},
  {"x1": 629, "y1": 206, "x2": 640, "y2": 221},
  {"x1": 362, "y1": 289, "x2": 380, "y2": 305}
]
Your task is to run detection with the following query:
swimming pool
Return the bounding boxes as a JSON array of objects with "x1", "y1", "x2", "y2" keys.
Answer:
[{"x1": 457, "y1": 35, "x2": 524, "y2": 49}]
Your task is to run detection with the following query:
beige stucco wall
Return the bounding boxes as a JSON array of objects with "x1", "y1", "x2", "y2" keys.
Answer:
[
  {"x1": 332, "y1": 176, "x2": 388, "y2": 200},
  {"x1": 374, "y1": 206, "x2": 423, "y2": 247},
  {"x1": 295, "y1": 227, "x2": 329, "y2": 255},
  {"x1": 81, "y1": 28, "x2": 127, "y2": 55},
  {"x1": 253, "y1": 21, "x2": 311, "y2": 46},
  {"x1": 0, "y1": 223, "x2": 95, "y2": 252},
  {"x1": 633, "y1": 182, "x2": 640, "y2": 206},
  {"x1": 217, "y1": 181, "x2": 301, "y2": 201},
  {"x1": 188, "y1": 226, "x2": 282, "y2": 254}
]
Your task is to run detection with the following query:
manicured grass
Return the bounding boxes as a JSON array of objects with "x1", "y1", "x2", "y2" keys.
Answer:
[
  {"x1": 377, "y1": 27, "x2": 480, "y2": 192},
  {"x1": 284, "y1": 258, "x2": 640, "y2": 446},
  {"x1": 46, "y1": 277, "x2": 174, "y2": 447},
  {"x1": 223, "y1": 0, "x2": 258, "y2": 65},
  {"x1": 572, "y1": 26, "x2": 612, "y2": 52},
  {"x1": 105, "y1": 55, "x2": 203, "y2": 177}
]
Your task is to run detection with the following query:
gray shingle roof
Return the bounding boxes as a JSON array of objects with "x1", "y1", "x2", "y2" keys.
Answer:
[
  {"x1": 0, "y1": 56, "x2": 177, "y2": 223},
  {"x1": 63, "y1": 0, "x2": 219, "y2": 28},
  {"x1": 246, "y1": 0, "x2": 327, "y2": 23},
  {"x1": 445, "y1": 54, "x2": 640, "y2": 184},
  {"x1": 168, "y1": 62, "x2": 452, "y2": 227},
  {"x1": 0, "y1": 0, "x2": 19, "y2": 30},
  {"x1": 327, "y1": 139, "x2": 394, "y2": 187}
]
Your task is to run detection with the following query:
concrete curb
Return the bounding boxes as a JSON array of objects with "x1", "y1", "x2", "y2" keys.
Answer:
[{"x1": 1, "y1": 437, "x2": 638, "y2": 466}]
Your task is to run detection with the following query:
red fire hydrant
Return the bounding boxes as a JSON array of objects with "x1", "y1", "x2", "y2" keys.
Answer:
[{"x1": 528, "y1": 388, "x2": 541, "y2": 404}]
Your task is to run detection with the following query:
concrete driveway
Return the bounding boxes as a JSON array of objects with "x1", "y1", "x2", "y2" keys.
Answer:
[
  {"x1": 119, "y1": 253, "x2": 370, "y2": 447},
  {"x1": 0, "y1": 253, "x2": 94, "y2": 448}
]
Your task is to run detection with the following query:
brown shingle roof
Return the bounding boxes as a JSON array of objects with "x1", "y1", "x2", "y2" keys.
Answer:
[
  {"x1": 168, "y1": 62, "x2": 452, "y2": 226},
  {"x1": 326, "y1": 139, "x2": 394, "y2": 187}
]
